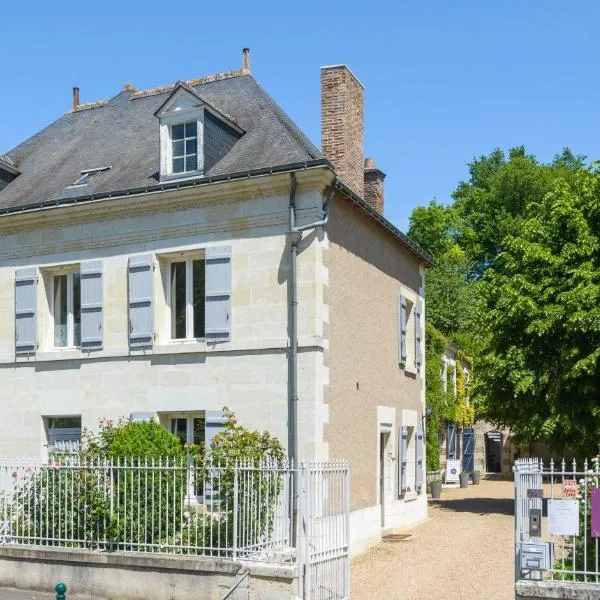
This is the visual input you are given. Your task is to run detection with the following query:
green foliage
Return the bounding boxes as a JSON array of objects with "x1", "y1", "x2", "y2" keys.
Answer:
[{"x1": 108, "y1": 420, "x2": 185, "y2": 459}]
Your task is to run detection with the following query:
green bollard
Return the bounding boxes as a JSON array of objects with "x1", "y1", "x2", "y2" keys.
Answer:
[{"x1": 55, "y1": 582, "x2": 67, "y2": 600}]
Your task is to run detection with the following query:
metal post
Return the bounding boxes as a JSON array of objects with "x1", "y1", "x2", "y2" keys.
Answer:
[
  {"x1": 233, "y1": 466, "x2": 238, "y2": 560},
  {"x1": 55, "y1": 582, "x2": 67, "y2": 600}
]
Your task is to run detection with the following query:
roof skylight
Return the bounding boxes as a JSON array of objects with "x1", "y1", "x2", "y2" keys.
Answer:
[{"x1": 70, "y1": 166, "x2": 111, "y2": 187}]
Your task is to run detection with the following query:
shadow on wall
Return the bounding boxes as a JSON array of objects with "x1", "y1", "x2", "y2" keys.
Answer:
[{"x1": 431, "y1": 497, "x2": 514, "y2": 517}]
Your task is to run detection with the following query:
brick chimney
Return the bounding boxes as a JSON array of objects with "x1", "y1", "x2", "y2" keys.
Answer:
[
  {"x1": 321, "y1": 65, "x2": 364, "y2": 198},
  {"x1": 72, "y1": 86, "x2": 80, "y2": 110},
  {"x1": 363, "y1": 158, "x2": 386, "y2": 214}
]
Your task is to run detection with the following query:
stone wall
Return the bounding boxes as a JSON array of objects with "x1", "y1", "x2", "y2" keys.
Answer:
[{"x1": 516, "y1": 579, "x2": 600, "y2": 599}]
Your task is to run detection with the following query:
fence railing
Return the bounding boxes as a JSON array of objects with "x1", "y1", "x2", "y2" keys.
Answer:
[
  {"x1": 0, "y1": 457, "x2": 296, "y2": 561},
  {"x1": 515, "y1": 457, "x2": 600, "y2": 584}
]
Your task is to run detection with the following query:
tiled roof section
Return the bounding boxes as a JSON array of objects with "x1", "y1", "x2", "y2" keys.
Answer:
[
  {"x1": 0, "y1": 155, "x2": 16, "y2": 169},
  {"x1": 0, "y1": 74, "x2": 321, "y2": 211},
  {"x1": 70, "y1": 99, "x2": 109, "y2": 113}
]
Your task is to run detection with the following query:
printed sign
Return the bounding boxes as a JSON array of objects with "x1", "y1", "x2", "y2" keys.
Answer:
[
  {"x1": 563, "y1": 479, "x2": 578, "y2": 498},
  {"x1": 527, "y1": 489, "x2": 544, "y2": 499},
  {"x1": 548, "y1": 499, "x2": 579, "y2": 536},
  {"x1": 591, "y1": 489, "x2": 600, "y2": 538},
  {"x1": 445, "y1": 459, "x2": 461, "y2": 483}
]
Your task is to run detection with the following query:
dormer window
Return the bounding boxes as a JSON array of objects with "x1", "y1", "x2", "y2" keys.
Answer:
[
  {"x1": 171, "y1": 122, "x2": 198, "y2": 174},
  {"x1": 155, "y1": 82, "x2": 243, "y2": 181}
]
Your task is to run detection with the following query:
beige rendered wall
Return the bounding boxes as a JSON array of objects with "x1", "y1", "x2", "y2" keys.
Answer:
[{"x1": 324, "y1": 194, "x2": 424, "y2": 511}]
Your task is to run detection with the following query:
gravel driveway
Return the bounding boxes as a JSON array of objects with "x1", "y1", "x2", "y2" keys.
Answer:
[{"x1": 351, "y1": 479, "x2": 515, "y2": 600}]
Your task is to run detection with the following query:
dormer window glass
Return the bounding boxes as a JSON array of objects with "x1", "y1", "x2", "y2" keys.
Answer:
[{"x1": 171, "y1": 122, "x2": 198, "y2": 174}]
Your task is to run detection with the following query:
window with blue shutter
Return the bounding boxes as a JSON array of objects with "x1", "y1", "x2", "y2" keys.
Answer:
[
  {"x1": 205, "y1": 246, "x2": 231, "y2": 342},
  {"x1": 15, "y1": 268, "x2": 36, "y2": 355},
  {"x1": 415, "y1": 306, "x2": 422, "y2": 369},
  {"x1": 416, "y1": 429, "x2": 424, "y2": 493},
  {"x1": 398, "y1": 425, "x2": 408, "y2": 497},
  {"x1": 80, "y1": 260, "x2": 103, "y2": 350},
  {"x1": 398, "y1": 295, "x2": 407, "y2": 364},
  {"x1": 128, "y1": 255, "x2": 154, "y2": 348}
]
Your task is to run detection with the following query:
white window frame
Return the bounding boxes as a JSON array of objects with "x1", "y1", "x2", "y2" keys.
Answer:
[
  {"x1": 45, "y1": 415, "x2": 82, "y2": 455},
  {"x1": 158, "y1": 107, "x2": 204, "y2": 179},
  {"x1": 169, "y1": 121, "x2": 198, "y2": 175},
  {"x1": 166, "y1": 254, "x2": 205, "y2": 342},
  {"x1": 50, "y1": 267, "x2": 81, "y2": 349}
]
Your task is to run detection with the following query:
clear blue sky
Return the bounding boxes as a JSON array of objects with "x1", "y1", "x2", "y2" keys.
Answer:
[{"x1": 2, "y1": 1, "x2": 599, "y2": 232}]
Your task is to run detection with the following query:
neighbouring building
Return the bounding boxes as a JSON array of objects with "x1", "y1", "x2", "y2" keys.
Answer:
[{"x1": 0, "y1": 50, "x2": 433, "y2": 552}]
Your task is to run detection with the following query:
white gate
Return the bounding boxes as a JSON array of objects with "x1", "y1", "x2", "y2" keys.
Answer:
[{"x1": 300, "y1": 461, "x2": 350, "y2": 600}]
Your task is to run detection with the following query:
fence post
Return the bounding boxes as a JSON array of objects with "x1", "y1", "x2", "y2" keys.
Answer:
[
  {"x1": 514, "y1": 460, "x2": 520, "y2": 582},
  {"x1": 232, "y1": 465, "x2": 238, "y2": 560}
]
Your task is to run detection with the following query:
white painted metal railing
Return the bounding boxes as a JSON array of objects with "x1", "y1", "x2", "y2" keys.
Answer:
[
  {"x1": 515, "y1": 457, "x2": 600, "y2": 583},
  {"x1": 0, "y1": 456, "x2": 350, "y2": 599}
]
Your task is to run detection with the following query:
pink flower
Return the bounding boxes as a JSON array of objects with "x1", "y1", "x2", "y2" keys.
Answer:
[{"x1": 11, "y1": 472, "x2": 17, "y2": 478}]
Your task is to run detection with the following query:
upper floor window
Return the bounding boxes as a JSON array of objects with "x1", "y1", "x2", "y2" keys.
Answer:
[
  {"x1": 169, "y1": 258, "x2": 205, "y2": 340},
  {"x1": 171, "y1": 122, "x2": 198, "y2": 174},
  {"x1": 53, "y1": 271, "x2": 81, "y2": 348}
]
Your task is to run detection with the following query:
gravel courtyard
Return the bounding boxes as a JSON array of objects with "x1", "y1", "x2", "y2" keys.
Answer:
[{"x1": 351, "y1": 479, "x2": 515, "y2": 600}]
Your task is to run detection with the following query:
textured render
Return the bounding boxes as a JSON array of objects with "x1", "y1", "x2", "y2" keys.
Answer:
[
  {"x1": 321, "y1": 66, "x2": 364, "y2": 198},
  {"x1": 0, "y1": 175, "x2": 329, "y2": 458},
  {"x1": 324, "y1": 193, "x2": 424, "y2": 517},
  {"x1": 0, "y1": 547, "x2": 297, "y2": 600}
]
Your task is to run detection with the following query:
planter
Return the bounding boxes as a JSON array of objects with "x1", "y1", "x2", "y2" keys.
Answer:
[
  {"x1": 471, "y1": 470, "x2": 481, "y2": 485},
  {"x1": 459, "y1": 472, "x2": 469, "y2": 488},
  {"x1": 430, "y1": 480, "x2": 442, "y2": 499}
]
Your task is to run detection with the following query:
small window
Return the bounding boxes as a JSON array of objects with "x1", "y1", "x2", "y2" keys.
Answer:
[
  {"x1": 169, "y1": 258, "x2": 205, "y2": 340},
  {"x1": 53, "y1": 271, "x2": 81, "y2": 347},
  {"x1": 170, "y1": 414, "x2": 206, "y2": 447},
  {"x1": 46, "y1": 415, "x2": 81, "y2": 453},
  {"x1": 171, "y1": 121, "x2": 198, "y2": 174},
  {"x1": 71, "y1": 166, "x2": 111, "y2": 187}
]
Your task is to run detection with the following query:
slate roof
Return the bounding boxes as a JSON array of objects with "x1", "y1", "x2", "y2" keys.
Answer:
[{"x1": 0, "y1": 73, "x2": 321, "y2": 211}]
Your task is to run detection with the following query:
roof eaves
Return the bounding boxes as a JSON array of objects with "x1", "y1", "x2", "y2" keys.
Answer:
[{"x1": 333, "y1": 179, "x2": 435, "y2": 266}]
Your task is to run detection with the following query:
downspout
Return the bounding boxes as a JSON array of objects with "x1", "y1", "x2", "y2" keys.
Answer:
[{"x1": 288, "y1": 173, "x2": 332, "y2": 546}]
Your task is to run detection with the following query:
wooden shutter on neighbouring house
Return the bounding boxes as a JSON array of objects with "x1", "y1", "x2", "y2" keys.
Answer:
[
  {"x1": 416, "y1": 429, "x2": 424, "y2": 493},
  {"x1": 398, "y1": 295, "x2": 407, "y2": 364},
  {"x1": 15, "y1": 268, "x2": 36, "y2": 355},
  {"x1": 398, "y1": 426, "x2": 408, "y2": 497},
  {"x1": 80, "y1": 260, "x2": 103, "y2": 350},
  {"x1": 128, "y1": 255, "x2": 154, "y2": 348},
  {"x1": 446, "y1": 423, "x2": 457, "y2": 459},
  {"x1": 205, "y1": 246, "x2": 232, "y2": 342},
  {"x1": 415, "y1": 306, "x2": 422, "y2": 369}
]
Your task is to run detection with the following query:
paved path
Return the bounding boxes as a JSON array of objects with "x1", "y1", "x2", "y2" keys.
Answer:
[{"x1": 351, "y1": 479, "x2": 515, "y2": 600}]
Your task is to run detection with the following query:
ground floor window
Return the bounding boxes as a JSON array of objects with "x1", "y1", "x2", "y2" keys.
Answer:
[
  {"x1": 46, "y1": 416, "x2": 81, "y2": 453},
  {"x1": 170, "y1": 414, "x2": 206, "y2": 448}
]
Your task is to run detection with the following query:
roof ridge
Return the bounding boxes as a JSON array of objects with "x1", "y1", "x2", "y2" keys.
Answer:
[
  {"x1": 131, "y1": 69, "x2": 245, "y2": 100},
  {"x1": 70, "y1": 99, "x2": 109, "y2": 113}
]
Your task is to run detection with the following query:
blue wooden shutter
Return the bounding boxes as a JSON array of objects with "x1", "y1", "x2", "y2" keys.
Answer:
[
  {"x1": 398, "y1": 426, "x2": 408, "y2": 497},
  {"x1": 80, "y1": 260, "x2": 103, "y2": 350},
  {"x1": 463, "y1": 427, "x2": 475, "y2": 473},
  {"x1": 15, "y1": 268, "x2": 36, "y2": 355},
  {"x1": 415, "y1": 307, "x2": 422, "y2": 369},
  {"x1": 416, "y1": 429, "x2": 424, "y2": 493},
  {"x1": 446, "y1": 423, "x2": 457, "y2": 459},
  {"x1": 205, "y1": 410, "x2": 227, "y2": 455},
  {"x1": 128, "y1": 255, "x2": 154, "y2": 348},
  {"x1": 205, "y1": 246, "x2": 231, "y2": 342},
  {"x1": 398, "y1": 295, "x2": 407, "y2": 364}
]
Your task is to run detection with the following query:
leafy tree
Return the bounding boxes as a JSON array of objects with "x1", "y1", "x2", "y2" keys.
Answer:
[{"x1": 477, "y1": 165, "x2": 600, "y2": 454}]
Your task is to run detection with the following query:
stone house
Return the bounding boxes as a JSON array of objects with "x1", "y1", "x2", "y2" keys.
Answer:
[{"x1": 0, "y1": 50, "x2": 432, "y2": 552}]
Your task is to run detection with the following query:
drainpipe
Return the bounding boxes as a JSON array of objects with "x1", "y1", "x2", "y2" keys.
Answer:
[{"x1": 288, "y1": 173, "x2": 332, "y2": 546}]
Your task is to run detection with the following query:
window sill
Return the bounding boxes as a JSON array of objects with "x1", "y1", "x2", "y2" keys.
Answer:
[
  {"x1": 154, "y1": 341, "x2": 208, "y2": 355},
  {"x1": 403, "y1": 491, "x2": 418, "y2": 502}
]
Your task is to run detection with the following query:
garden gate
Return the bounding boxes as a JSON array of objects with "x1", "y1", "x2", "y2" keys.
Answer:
[{"x1": 300, "y1": 461, "x2": 350, "y2": 600}]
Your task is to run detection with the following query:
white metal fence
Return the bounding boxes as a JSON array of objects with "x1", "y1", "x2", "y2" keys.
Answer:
[
  {"x1": 0, "y1": 457, "x2": 350, "y2": 598},
  {"x1": 515, "y1": 457, "x2": 600, "y2": 583}
]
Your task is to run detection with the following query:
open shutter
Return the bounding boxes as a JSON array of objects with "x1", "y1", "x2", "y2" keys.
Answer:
[
  {"x1": 398, "y1": 295, "x2": 407, "y2": 364},
  {"x1": 415, "y1": 306, "x2": 422, "y2": 369},
  {"x1": 205, "y1": 410, "x2": 227, "y2": 455},
  {"x1": 128, "y1": 255, "x2": 154, "y2": 348},
  {"x1": 446, "y1": 423, "x2": 457, "y2": 459},
  {"x1": 205, "y1": 246, "x2": 231, "y2": 342},
  {"x1": 80, "y1": 260, "x2": 103, "y2": 350},
  {"x1": 398, "y1": 426, "x2": 408, "y2": 497},
  {"x1": 416, "y1": 429, "x2": 424, "y2": 493},
  {"x1": 15, "y1": 268, "x2": 36, "y2": 355}
]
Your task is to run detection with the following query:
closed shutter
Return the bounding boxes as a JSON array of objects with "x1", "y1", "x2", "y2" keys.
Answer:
[
  {"x1": 80, "y1": 260, "x2": 103, "y2": 350},
  {"x1": 128, "y1": 255, "x2": 154, "y2": 348},
  {"x1": 205, "y1": 246, "x2": 231, "y2": 342},
  {"x1": 416, "y1": 429, "x2": 424, "y2": 493},
  {"x1": 15, "y1": 268, "x2": 36, "y2": 355},
  {"x1": 415, "y1": 306, "x2": 422, "y2": 369},
  {"x1": 398, "y1": 295, "x2": 407, "y2": 364},
  {"x1": 398, "y1": 426, "x2": 408, "y2": 497}
]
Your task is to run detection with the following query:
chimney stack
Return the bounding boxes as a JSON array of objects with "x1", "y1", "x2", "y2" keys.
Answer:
[
  {"x1": 242, "y1": 48, "x2": 251, "y2": 74},
  {"x1": 72, "y1": 86, "x2": 80, "y2": 110},
  {"x1": 321, "y1": 65, "x2": 364, "y2": 198},
  {"x1": 363, "y1": 158, "x2": 386, "y2": 214}
]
